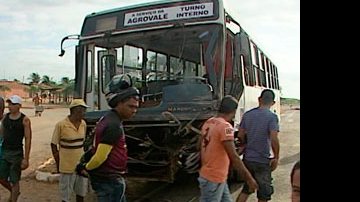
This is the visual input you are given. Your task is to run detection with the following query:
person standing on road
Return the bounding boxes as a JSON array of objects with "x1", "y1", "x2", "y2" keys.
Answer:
[
  {"x1": 236, "y1": 89, "x2": 280, "y2": 202},
  {"x1": 50, "y1": 99, "x2": 89, "y2": 202},
  {"x1": 76, "y1": 80, "x2": 140, "y2": 202},
  {"x1": 0, "y1": 96, "x2": 5, "y2": 120},
  {"x1": 198, "y1": 95, "x2": 258, "y2": 202},
  {"x1": 290, "y1": 161, "x2": 300, "y2": 202},
  {"x1": 32, "y1": 93, "x2": 43, "y2": 117},
  {"x1": 0, "y1": 96, "x2": 12, "y2": 194},
  {"x1": 0, "y1": 95, "x2": 32, "y2": 202}
]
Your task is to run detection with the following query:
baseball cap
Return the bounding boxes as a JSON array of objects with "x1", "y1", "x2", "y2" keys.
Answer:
[
  {"x1": 6, "y1": 95, "x2": 22, "y2": 105},
  {"x1": 260, "y1": 89, "x2": 275, "y2": 103},
  {"x1": 69, "y1": 99, "x2": 89, "y2": 109}
]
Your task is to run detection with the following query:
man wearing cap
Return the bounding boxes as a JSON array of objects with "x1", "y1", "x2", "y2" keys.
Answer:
[
  {"x1": 76, "y1": 84, "x2": 140, "y2": 202},
  {"x1": 198, "y1": 95, "x2": 258, "y2": 202},
  {"x1": 236, "y1": 89, "x2": 280, "y2": 202},
  {"x1": 0, "y1": 95, "x2": 32, "y2": 202},
  {"x1": 50, "y1": 99, "x2": 89, "y2": 202},
  {"x1": 0, "y1": 96, "x2": 12, "y2": 195}
]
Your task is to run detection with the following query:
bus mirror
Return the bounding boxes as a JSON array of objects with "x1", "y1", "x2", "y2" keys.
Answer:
[
  {"x1": 58, "y1": 34, "x2": 80, "y2": 57},
  {"x1": 59, "y1": 49, "x2": 65, "y2": 57}
]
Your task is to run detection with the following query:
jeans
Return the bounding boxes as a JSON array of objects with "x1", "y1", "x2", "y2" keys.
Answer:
[
  {"x1": 90, "y1": 176, "x2": 126, "y2": 202},
  {"x1": 198, "y1": 176, "x2": 233, "y2": 202}
]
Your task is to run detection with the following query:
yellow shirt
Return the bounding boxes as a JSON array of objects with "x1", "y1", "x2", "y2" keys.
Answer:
[{"x1": 51, "y1": 117, "x2": 86, "y2": 173}]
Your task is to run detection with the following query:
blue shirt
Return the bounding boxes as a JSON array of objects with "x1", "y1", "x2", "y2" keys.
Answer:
[{"x1": 239, "y1": 107, "x2": 279, "y2": 164}]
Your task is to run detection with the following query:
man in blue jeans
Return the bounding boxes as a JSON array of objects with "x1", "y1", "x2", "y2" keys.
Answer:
[
  {"x1": 77, "y1": 78, "x2": 140, "y2": 202},
  {"x1": 236, "y1": 89, "x2": 280, "y2": 202},
  {"x1": 198, "y1": 95, "x2": 258, "y2": 202}
]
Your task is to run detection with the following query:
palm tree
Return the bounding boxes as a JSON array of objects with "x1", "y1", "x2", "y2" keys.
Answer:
[
  {"x1": 61, "y1": 77, "x2": 70, "y2": 85},
  {"x1": 60, "y1": 77, "x2": 74, "y2": 103},
  {"x1": 41, "y1": 75, "x2": 51, "y2": 85},
  {"x1": 24, "y1": 85, "x2": 40, "y2": 98},
  {"x1": 28, "y1": 73, "x2": 41, "y2": 85},
  {"x1": 41, "y1": 75, "x2": 57, "y2": 88}
]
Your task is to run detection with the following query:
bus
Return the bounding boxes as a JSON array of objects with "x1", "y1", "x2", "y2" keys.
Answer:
[{"x1": 59, "y1": 0, "x2": 281, "y2": 182}]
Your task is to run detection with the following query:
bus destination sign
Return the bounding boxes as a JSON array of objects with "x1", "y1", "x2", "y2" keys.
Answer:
[{"x1": 124, "y1": 2, "x2": 214, "y2": 26}]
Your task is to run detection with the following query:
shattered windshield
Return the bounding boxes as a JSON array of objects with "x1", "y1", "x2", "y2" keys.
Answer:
[{"x1": 88, "y1": 24, "x2": 222, "y2": 106}]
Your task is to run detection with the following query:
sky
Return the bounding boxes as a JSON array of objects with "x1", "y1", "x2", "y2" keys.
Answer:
[{"x1": 0, "y1": 0, "x2": 300, "y2": 99}]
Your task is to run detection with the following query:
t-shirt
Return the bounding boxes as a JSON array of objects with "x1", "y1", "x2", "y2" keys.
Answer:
[
  {"x1": 51, "y1": 117, "x2": 86, "y2": 173},
  {"x1": 90, "y1": 109, "x2": 127, "y2": 179},
  {"x1": 239, "y1": 107, "x2": 279, "y2": 164},
  {"x1": 199, "y1": 117, "x2": 234, "y2": 183}
]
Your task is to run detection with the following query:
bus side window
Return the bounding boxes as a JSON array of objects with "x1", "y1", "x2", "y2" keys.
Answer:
[
  {"x1": 241, "y1": 55, "x2": 250, "y2": 86},
  {"x1": 224, "y1": 33, "x2": 233, "y2": 95}
]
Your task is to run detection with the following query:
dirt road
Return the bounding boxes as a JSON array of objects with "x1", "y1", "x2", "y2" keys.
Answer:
[{"x1": 0, "y1": 104, "x2": 300, "y2": 201}]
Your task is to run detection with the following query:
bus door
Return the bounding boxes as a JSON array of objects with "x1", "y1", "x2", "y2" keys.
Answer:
[
  {"x1": 224, "y1": 32, "x2": 244, "y2": 99},
  {"x1": 74, "y1": 45, "x2": 85, "y2": 99},
  {"x1": 233, "y1": 34, "x2": 247, "y2": 129},
  {"x1": 233, "y1": 53, "x2": 247, "y2": 129},
  {"x1": 85, "y1": 45, "x2": 97, "y2": 110},
  {"x1": 97, "y1": 49, "x2": 116, "y2": 110}
]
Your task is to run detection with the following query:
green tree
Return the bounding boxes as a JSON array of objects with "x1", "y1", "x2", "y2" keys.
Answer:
[
  {"x1": 28, "y1": 73, "x2": 41, "y2": 85},
  {"x1": 41, "y1": 75, "x2": 50, "y2": 85},
  {"x1": 60, "y1": 77, "x2": 74, "y2": 103},
  {"x1": 41, "y1": 75, "x2": 57, "y2": 86},
  {"x1": 24, "y1": 85, "x2": 39, "y2": 98},
  {"x1": 61, "y1": 77, "x2": 69, "y2": 85}
]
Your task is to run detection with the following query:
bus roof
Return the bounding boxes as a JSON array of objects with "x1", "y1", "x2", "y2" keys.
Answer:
[{"x1": 85, "y1": 0, "x2": 201, "y2": 18}]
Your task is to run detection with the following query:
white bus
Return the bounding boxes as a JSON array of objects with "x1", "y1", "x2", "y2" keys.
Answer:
[{"x1": 59, "y1": 0, "x2": 280, "y2": 182}]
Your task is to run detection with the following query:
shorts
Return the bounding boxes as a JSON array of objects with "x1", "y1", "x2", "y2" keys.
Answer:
[
  {"x1": 35, "y1": 106, "x2": 44, "y2": 112},
  {"x1": 241, "y1": 160, "x2": 274, "y2": 201},
  {"x1": 198, "y1": 176, "x2": 232, "y2": 202},
  {"x1": 59, "y1": 173, "x2": 89, "y2": 202},
  {"x1": 0, "y1": 149, "x2": 23, "y2": 184}
]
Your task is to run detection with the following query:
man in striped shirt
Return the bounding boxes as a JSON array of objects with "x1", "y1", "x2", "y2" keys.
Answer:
[
  {"x1": 236, "y1": 89, "x2": 280, "y2": 202},
  {"x1": 51, "y1": 99, "x2": 89, "y2": 202}
]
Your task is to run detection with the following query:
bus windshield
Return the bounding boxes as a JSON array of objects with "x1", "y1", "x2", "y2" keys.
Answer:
[{"x1": 83, "y1": 23, "x2": 222, "y2": 108}]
